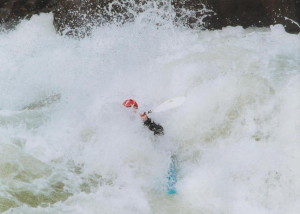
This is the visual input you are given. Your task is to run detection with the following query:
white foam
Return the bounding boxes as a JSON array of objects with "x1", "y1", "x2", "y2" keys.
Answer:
[{"x1": 0, "y1": 12, "x2": 300, "y2": 214}]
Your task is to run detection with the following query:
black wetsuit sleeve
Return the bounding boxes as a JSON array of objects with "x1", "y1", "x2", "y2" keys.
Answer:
[{"x1": 144, "y1": 118, "x2": 164, "y2": 136}]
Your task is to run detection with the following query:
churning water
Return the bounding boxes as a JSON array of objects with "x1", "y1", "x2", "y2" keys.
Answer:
[{"x1": 0, "y1": 9, "x2": 300, "y2": 214}]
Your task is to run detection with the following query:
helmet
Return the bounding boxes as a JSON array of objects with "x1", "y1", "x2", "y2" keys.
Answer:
[{"x1": 122, "y1": 99, "x2": 138, "y2": 109}]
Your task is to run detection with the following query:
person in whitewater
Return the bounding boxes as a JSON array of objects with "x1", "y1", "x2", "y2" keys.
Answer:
[
  {"x1": 123, "y1": 99, "x2": 164, "y2": 136},
  {"x1": 123, "y1": 99, "x2": 175, "y2": 194}
]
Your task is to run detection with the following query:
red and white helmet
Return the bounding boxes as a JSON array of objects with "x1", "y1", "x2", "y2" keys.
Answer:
[{"x1": 122, "y1": 99, "x2": 138, "y2": 109}]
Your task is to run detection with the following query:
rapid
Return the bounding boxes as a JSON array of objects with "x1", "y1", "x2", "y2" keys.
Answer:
[{"x1": 0, "y1": 7, "x2": 300, "y2": 214}]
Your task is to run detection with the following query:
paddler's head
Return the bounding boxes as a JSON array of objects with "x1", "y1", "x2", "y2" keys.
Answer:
[{"x1": 122, "y1": 99, "x2": 138, "y2": 112}]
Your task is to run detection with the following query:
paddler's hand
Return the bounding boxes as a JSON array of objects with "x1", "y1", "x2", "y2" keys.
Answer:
[{"x1": 140, "y1": 112, "x2": 148, "y2": 121}]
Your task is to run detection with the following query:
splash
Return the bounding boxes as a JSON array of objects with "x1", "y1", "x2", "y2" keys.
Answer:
[{"x1": 0, "y1": 11, "x2": 300, "y2": 214}]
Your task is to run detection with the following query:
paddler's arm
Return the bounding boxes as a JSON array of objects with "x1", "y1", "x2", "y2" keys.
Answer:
[{"x1": 140, "y1": 113, "x2": 164, "y2": 136}]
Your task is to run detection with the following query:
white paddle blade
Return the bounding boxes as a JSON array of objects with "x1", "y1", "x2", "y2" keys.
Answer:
[{"x1": 152, "y1": 96, "x2": 186, "y2": 113}]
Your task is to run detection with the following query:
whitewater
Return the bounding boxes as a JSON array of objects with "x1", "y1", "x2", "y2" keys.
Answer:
[{"x1": 0, "y1": 10, "x2": 300, "y2": 214}]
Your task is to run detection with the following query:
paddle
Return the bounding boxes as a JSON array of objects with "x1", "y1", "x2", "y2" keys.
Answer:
[{"x1": 148, "y1": 96, "x2": 186, "y2": 114}]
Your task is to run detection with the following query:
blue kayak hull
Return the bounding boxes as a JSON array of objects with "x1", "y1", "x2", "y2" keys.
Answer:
[{"x1": 167, "y1": 155, "x2": 177, "y2": 194}]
